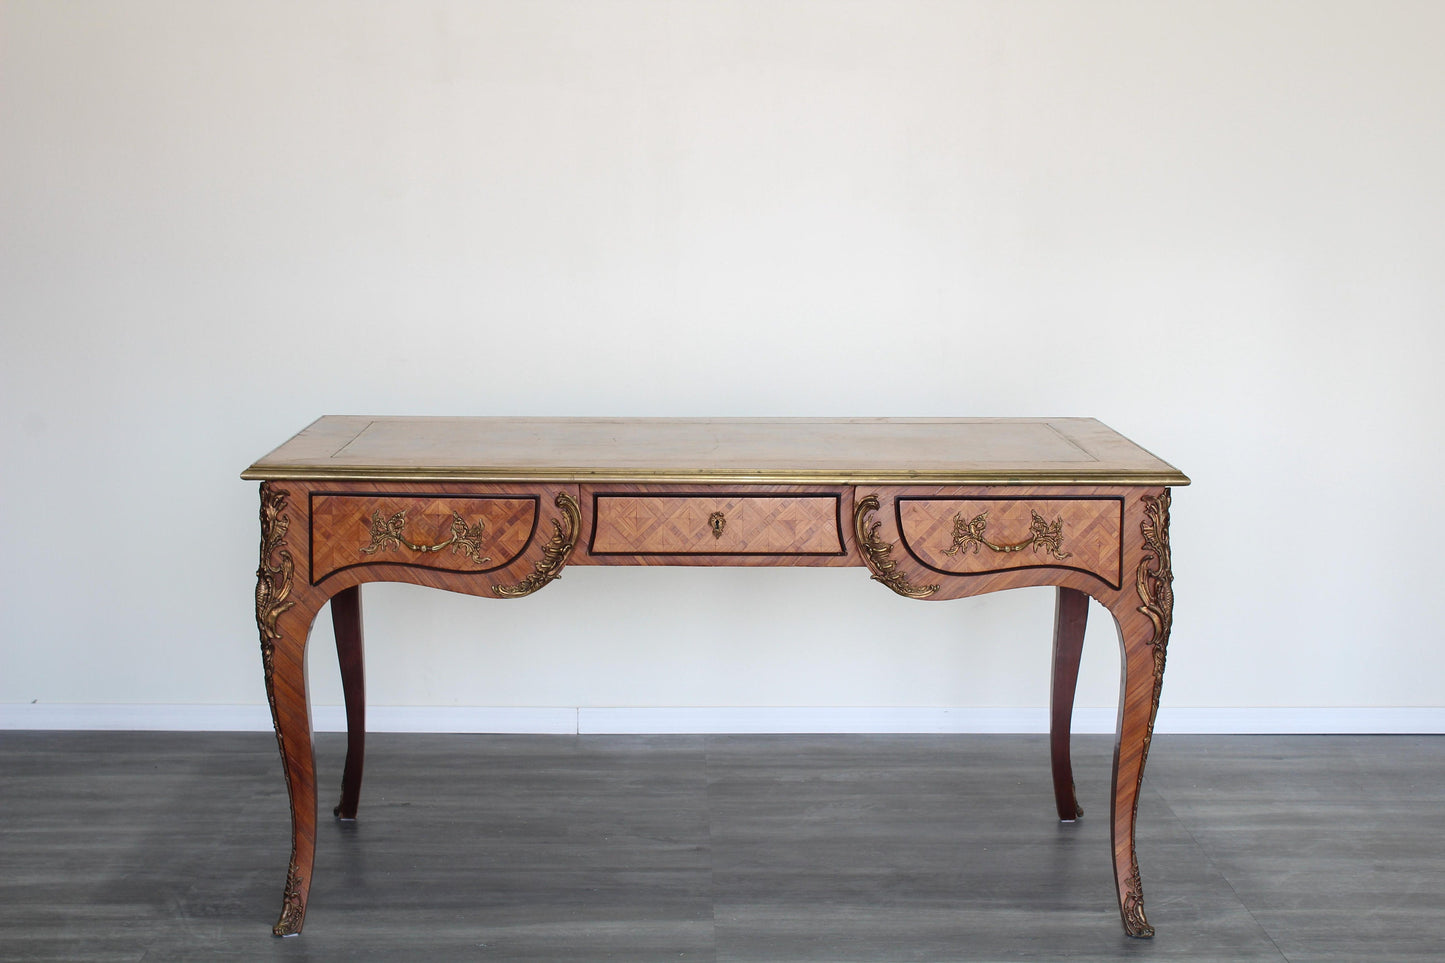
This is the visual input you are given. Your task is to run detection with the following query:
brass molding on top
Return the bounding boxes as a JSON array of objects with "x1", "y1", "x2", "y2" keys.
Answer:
[
  {"x1": 942, "y1": 509, "x2": 1072, "y2": 561},
  {"x1": 708, "y1": 511, "x2": 726, "y2": 539},
  {"x1": 242, "y1": 466, "x2": 1192, "y2": 487},
  {"x1": 854, "y1": 494, "x2": 939, "y2": 599},
  {"x1": 360, "y1": 509, "x2": 491, "y2": 565},
  {"x1": 494, "y1": 491, "x2": 581, "y2": 598}
]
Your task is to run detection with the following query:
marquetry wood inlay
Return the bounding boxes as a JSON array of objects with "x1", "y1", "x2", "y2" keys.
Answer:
[
  {"x1": 855, "y1": 493, "x2": 940, "y2": 598},
  {"x1": 590, "y1": 493, "x2": 845, "y2": 555},
  {"x1": 1120, "y1": 488, "x2": 1174, "y2": 939},
  {"x1": 243, "y1": 417, "x2": 1189, "y2": 486},
  {"x1": 243, "y1": 418, "x2": 1188, "y2": 941},
  {"x1": 494, "y1": 491, "x2": 580, "y2": 598},
  {"x1": 898, "y1": 496, "x2": 1124, "y2": 588},
  {"x1": 310, "y1": 493, "x2": 537, "y2": 583}
]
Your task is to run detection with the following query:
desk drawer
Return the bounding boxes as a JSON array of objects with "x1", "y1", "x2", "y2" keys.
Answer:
[
  {"x1": 896, "y1": 495, "x2": 1123, "y2": 588},
  {"x1": 588, "y1": 491, "x2": 847, "y2": 557},
  {"x1": 309, "y1": 492, "x2": 540, "y2": 583}
]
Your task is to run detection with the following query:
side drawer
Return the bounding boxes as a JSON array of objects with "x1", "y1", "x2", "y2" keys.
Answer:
[
  {"x1": 309, "y1": 491, "x2": 540, "y2": 584},
  {"x1": 588, "y1": 491, "x2": 847, "y2": 556},
  {"x1": 896, "y1": 495, "x2": 1124, "y2": 588}
]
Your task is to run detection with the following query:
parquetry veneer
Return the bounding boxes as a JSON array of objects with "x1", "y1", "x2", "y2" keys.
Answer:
[{"x1": 244, "y1": 417, "x2": 1188, "y2": 939}]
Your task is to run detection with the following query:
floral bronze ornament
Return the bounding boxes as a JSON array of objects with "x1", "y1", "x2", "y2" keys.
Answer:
[
  {"x1": 708, "y1": 511, "x2": 727, "y2": 539},
  {"x1": 943, "y1": 509, "x2": 1071, "y2": 560},
  {"x1": 1135, "y1": 490, "x2": 1174, "y2": 688},
  {"x1": 255, "y1": 484, "x2": 296, "y2": 723},
  {"x1": 494, "y1": 492, "x2": 580, "y2": 598},
  {"x1": 854, "y1": 494, "x2": 939, "y2": 599},
  {"x1": 256, "y1": 484, "x2": 296, "y2": 653},
  {"x1": 1120, "y1": 488, "x2": 1174, "y2": 939},
  {"x1": 1122, "y1": 858, "x2": 1149, "y2": 939},
  {"x1": 360, "y1": 508, "x2": 490, "y2": 565},
  {"x1": 274, "y1": 856, "x2": 306, "y2": 937},
  {"x1": 255, "y1": 483, "x2": 306, "y2": 937}
]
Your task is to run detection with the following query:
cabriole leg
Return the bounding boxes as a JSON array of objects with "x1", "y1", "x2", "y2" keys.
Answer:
[
  {"x1": 1050, "y1": 587, "x2": 1088, "y2": 821},
  {"x1": 256, "y1": 483, "x2": 319, "y2": 937},
  {"x1": 331, "y1": 586, "x2": 366, "y2": 820},
  {"x1": 1110, "y1": 614, "x2": 1160, "y2": 938},
  {"x1": 1109, "y1": 489, "x2": 1173, "y2": 938},
  {"x1": 265, "y1": 626, "x2": 318, "y2": 937}
]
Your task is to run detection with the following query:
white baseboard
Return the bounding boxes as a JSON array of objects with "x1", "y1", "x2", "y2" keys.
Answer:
[
  {"x1": 576, "y1": 706, "x2": 1445, "y2": 734},
  {"x1": 0, "y1": 704, "x2": 578, "y2": 734},
  {"x1": 2, "y1": 704, "x2": 1442, "y2": 734},
  {"x1": 578, "y1": 706, "x2": 1075, "y2": 734}
]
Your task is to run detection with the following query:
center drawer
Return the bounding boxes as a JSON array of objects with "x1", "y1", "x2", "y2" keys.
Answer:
[{"x1": 587, "y1": 490, "x2": 848, "y2": 556}]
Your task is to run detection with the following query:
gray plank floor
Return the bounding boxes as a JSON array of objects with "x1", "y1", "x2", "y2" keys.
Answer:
[{"x1": 1, "y1": 732, "x2": 1441, "y2": 962}]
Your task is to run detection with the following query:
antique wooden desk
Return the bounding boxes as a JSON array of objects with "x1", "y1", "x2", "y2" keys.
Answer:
[{"x1": 243, "y1": 417, "x2": 1187, "y2": 938}]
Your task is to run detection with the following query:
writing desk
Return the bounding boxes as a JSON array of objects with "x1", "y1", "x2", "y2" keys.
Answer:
[{"x1": 243, "y1": 417, "x2": 1188, "y2": 938}]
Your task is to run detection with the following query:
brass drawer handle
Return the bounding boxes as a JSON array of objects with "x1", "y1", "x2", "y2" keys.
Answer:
[
  {"x1": 942, "y1": 510, "x2": 1072, "y2": 561},
  {"x1": 361, "y1": 509, "x2": 491, "y2": 565},
  {"x1": 708, "y1": 511, "x2": 726, "y2": 539}
]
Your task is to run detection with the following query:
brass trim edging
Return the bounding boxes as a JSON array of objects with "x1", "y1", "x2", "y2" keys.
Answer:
[{"x1": 242, "y1": 467, "x2": 1191, "y2": 487}]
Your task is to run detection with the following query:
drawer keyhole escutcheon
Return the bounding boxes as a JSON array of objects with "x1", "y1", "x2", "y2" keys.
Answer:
[{"x1": 708, "y1": 511, "x2": 726, "y2": 539}]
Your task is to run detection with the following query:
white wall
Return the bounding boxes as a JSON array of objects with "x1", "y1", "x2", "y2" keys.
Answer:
[{"x1": 3, "y1": 1, "x2": 1442, "y2": 729}]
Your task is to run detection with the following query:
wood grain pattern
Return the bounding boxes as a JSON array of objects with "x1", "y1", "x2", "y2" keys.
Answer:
[
  {"x1": 310, "y1": 491, "x2": 538, "y2": 583},
  {"x1": 1051, "y1": 587, "x2": 1088, "y2": 822},
  {"x1": 254, "y1": 481, "x2": 585, "y2": 936},
  {"x1": 898, "y1": 495, "x2": 1123, "y2": 588},
  {"x1": 15, "y1": 732, "x2": 1445, "y2": 961},
  {"x1": 578, "y1": 485, "x2": 858, "y2": 567},
  {"x1": 294, "y1": 482, "x2": 577, "y2": 598},
  {"x1": 243, "y1": 417, "x2": 1190, "y2": 486},
  {"x1": 331, "y1": 586, "x2": 365, "y2": 821},
  {"x1": 255, "y1": 481, "x2": 320, "y2": 937},
  {"x1": 854, "y1": 484, "x2": 1173, "y2": 936},
  {"x1": 590, "y1": 493, "x2": 845, "y2": 556},
  {"x1": 250, "y1": 433, "x2": 1180, "y2": 941}
]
